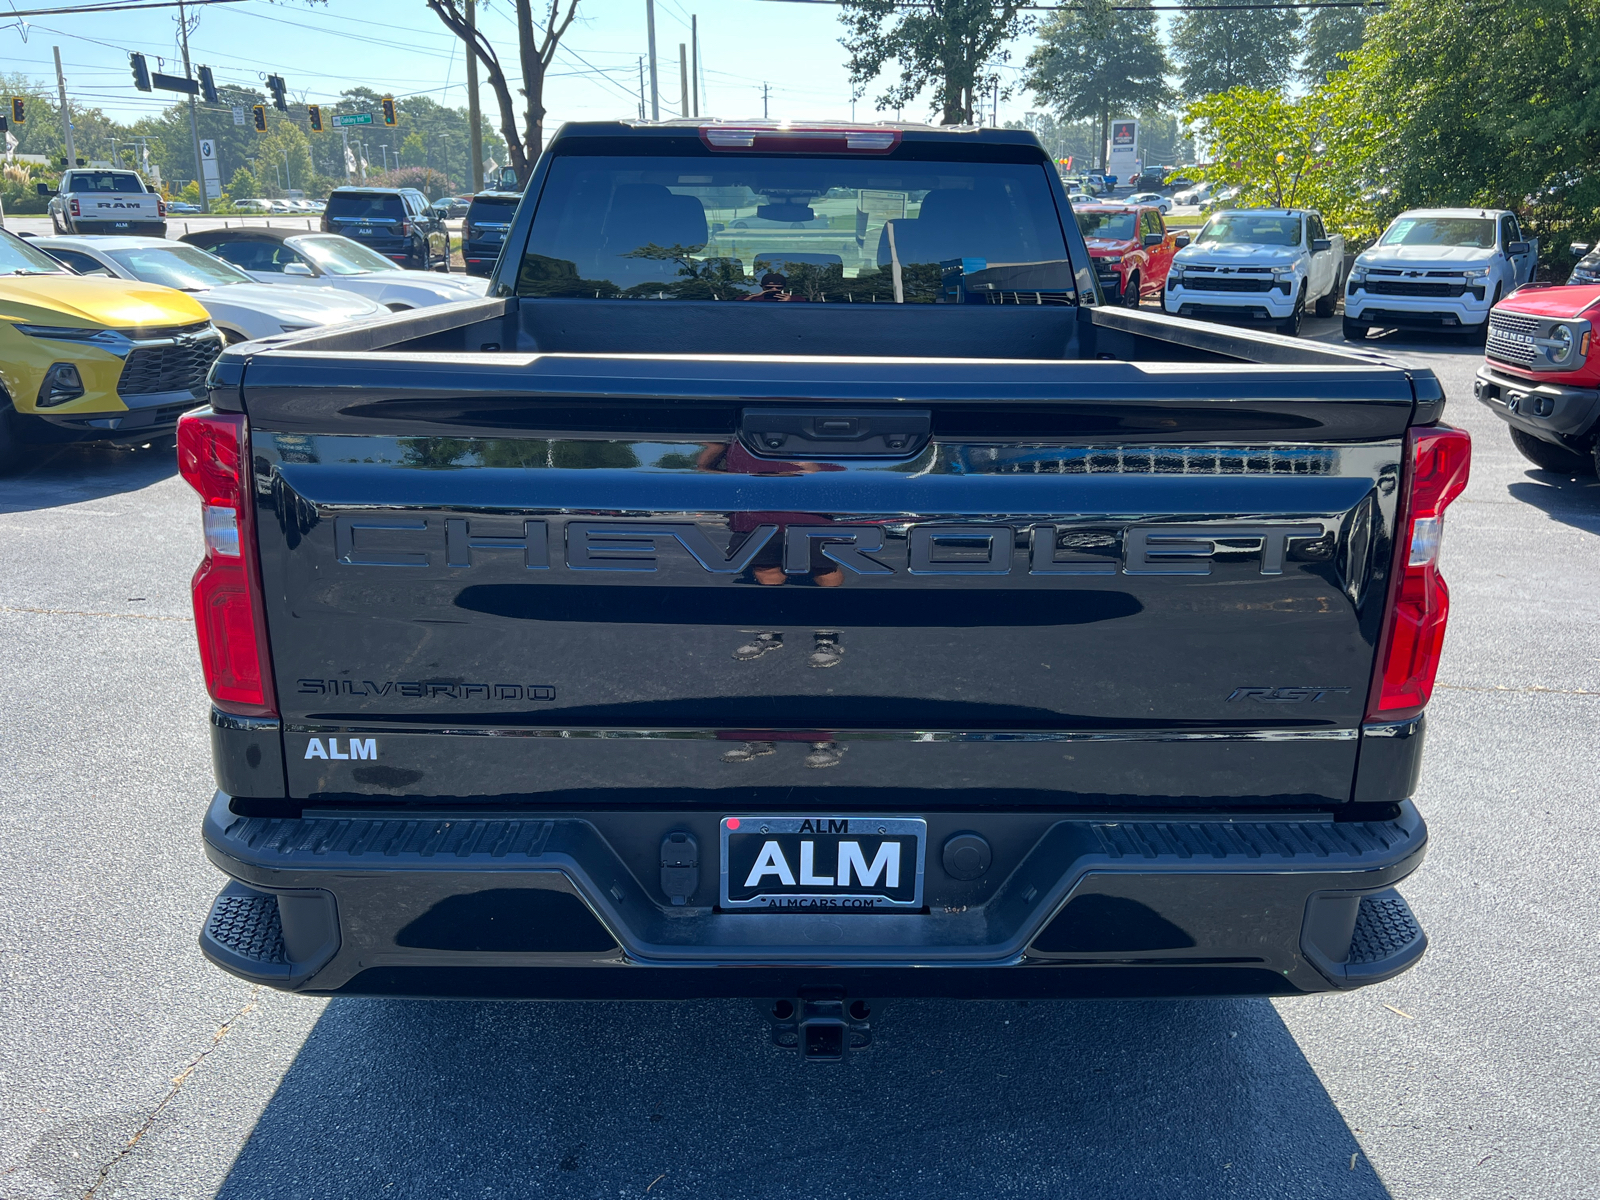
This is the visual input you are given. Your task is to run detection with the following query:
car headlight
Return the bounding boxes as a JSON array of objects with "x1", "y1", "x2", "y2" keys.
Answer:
[
  {"x1": 1102, "y1": 255, "x2": 1123, "y2": 265},
  {"x1": 14, "y1": 322, "x2": 106, "y2": 341},
  {"x1": 1539, "y1": 323, "x2": 1576, "y2": 365},
  {"x1": 1349, "y1": 264, "x2": 1368, "y2": 283},
  {"x1": 1270, "y1": 266, "x2": 1296, "y2": 278},
  {"x1": 1462, "y1": 268, "x2": 1490, "y2": 282}
]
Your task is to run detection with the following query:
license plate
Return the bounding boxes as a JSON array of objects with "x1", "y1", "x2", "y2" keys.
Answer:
[
  {"x1": 112, "y1": 221, "x2": 132, "y2": 230},
  {"x1": 357, "y1": 226, "x2": 374, "y2": 235},
  {"x1": 720, "y1": 816, "x2": 925, "y2": 910}
]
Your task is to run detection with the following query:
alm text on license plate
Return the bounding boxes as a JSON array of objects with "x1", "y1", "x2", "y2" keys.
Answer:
[{"x1": 720, "y1": 816, "x2": 925, "y2": 910}]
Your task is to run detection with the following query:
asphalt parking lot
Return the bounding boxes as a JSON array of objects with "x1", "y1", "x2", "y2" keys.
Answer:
[{"x1": 2, "y1": 319, "x2": 1597, "y2": 1199}]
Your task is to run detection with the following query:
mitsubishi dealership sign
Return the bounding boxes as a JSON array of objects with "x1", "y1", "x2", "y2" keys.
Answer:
[{"x1": 1107, "y1": 119, "x2": 1139, "y2": 180}]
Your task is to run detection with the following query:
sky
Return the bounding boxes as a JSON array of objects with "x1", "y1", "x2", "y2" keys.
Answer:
[{"x1": 0, "y1": 0, "x2": 1058, "y2": 132}]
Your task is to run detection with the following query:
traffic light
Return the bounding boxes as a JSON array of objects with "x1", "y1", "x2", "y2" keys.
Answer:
[
  {"x1": 11, "y1": 97, "x2": 24, "y2": 125},
  {"x1": 266, "y1": 74, "x2": 287, "y2": 113},
  {"x1": 380, "y1": 96, "x2": 396, "y2": 126},
  {"x1": 199, "y1": 66, "x2": 217, "y2": 105},
  {"x1": 307, "y1": 104, "x2": 322, "y2": 133},
  {"x1": 251, "y1": 104, "x2": 267, "y2": 133},
  {"x1": 130, "y1": 53, "x2": 151, "y2": 92}
]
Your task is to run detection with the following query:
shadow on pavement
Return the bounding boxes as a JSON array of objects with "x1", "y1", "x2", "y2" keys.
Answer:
[
  {"x1": 1508, "y1": 471, "x2": 1600, "y2": 535},
  {"x1": 217, "y1": 996, "x2": 1391, "y2": 1200},
  {"x1": 0, "y1": 440, "x2": 178, "y2": 514}
]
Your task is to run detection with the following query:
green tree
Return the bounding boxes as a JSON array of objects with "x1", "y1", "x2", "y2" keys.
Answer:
[
  {"x1": 1025, "y1": 0, "x2": 1171, "y2": 171},
  {"x1": 1183, "y1": 73, "x2": 1389, "y2": 245},
  {"x1": 1351, "y1": 0, "x2": 1600, "y2": 220},
  {"x1": 1300, "y1": 5, "x2": 1372, "y2": 85},
  {"x1": 1170, "y1": 8, "x2": 1302, "y2": 98},
  {"x1": 228, "y1": 165, "x2": 261, "y2": 200},
  {"x1": 840, "y1": 0, "x2": 1031, "y2": 125}
]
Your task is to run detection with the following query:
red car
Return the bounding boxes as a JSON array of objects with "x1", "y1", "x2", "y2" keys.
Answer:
[
  {"x1": 1475, "y1": 283, "x2": 1600, "y2": 474},
  {"x1": 1074, "y1": 203, "x2": 1185, "y2": 306}
]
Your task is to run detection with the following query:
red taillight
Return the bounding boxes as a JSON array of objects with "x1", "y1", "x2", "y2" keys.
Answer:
[
  {"x1": 1366, "y1": 424, "x2": 1472, "y2": 721},
  {"x1": 699, "y1": 124, "x2": 902, "y2": 154},
  {"x1": 177, "y1": 410, "x2": 278, "y2": 717},
  {"x1": 399, "y1": 220, "x2": 410, "y2": 236},
  {"x1": 157, "y1": 197, "x2": 167, "y2": 218},
  {"x1": 69, "y1": 198, "x2": 80, "y2": 217}
]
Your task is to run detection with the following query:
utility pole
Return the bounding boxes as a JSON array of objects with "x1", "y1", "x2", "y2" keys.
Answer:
[
  {"x1": 173, "y1": 2, "x2": 208, "y2": 212},
  {"x1": 51, "y1": 47, "x2": 75, "y2": 170},
  {"x1": 341, "y1": 126, "x2": 352, "y2": 183},
  {"x1": 645, "y1": 0, "x2": 659, "y2": 121},
  {"x1": 678, "y1": 44, "x2": 688, "y2": 119},
  {"x1": 761, "y1": 82, "x2": 769, "y2": 120},
  {"x1": 637, "y1": 57, "x2": 646, "y2": 120},
  {"x1": 690, "y1": 15, "x2": 698, "y2": 118},
  {"x1": 465, "y1": 0, "x2": 483, "y2": 191}
]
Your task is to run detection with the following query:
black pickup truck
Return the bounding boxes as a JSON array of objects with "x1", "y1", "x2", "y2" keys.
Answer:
[{"x1": 182, "y1": 122, "x2": 1468, "y2": 1056}]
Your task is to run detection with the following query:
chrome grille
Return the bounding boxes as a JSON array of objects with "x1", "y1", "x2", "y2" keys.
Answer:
[
  {"x1": 1486, "y1": 311, "x2": 1539, "y2": 367},
  {"x1": 116, "y1": 332, "x2": 224, "y2": 397}
]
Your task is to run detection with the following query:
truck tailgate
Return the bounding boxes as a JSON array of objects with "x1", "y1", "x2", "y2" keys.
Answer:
[{"x1": 237, "y1": 352, "x2": 1416, "y2": 806}]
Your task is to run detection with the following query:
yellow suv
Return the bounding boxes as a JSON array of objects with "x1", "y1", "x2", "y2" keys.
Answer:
[{"x1": 0, "y1": 227, "x2": 222, "y2": 470}]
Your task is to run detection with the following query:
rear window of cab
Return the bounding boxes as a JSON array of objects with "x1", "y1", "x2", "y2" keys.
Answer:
[{"x1": 327, "y1": 193, "x2": 406, "y2": 220}]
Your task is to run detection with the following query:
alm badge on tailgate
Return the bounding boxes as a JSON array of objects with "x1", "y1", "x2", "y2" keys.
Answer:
[{"x1": 720, "y1": 816, "x2": 926, "y2": 910}]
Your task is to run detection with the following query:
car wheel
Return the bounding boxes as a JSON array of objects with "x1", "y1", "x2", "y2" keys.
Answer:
[
  {"x1": 1314, "y1": 273, "x2": 1339, "y2": 318},
  {"x1": 1277, "y1": 285, "x2": 1306, "y2": 337},
  {"x1": 1121, "y1": 272, "x2": 1141, "y2": 307},
  {"x1": 1342, "y1": 317, "x2": 1369, "y2": 341},
  {"x1": 1509, "y1": 427, "x2": 1596, "y2": 476}
]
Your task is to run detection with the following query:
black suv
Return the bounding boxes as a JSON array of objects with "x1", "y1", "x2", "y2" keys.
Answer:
[
  {"x1": 321, "y1": 187, "x2": 449, "y2": 271},
  {"x1": 461, "y1": 190, "x2": 520, "y2": 277}
]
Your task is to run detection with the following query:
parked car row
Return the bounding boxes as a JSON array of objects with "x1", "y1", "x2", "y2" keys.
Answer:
[
  {"x1": 0, "y1": 179, "x2": 512, "y2": 471},
  {"x1": 231, "y1": 198, "x2": 327, "y2": 215}
]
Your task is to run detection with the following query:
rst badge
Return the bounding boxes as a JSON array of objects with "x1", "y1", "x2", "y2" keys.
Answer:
[{"x1": 720, "y1": 816, "x2": 926, "y2": 910}]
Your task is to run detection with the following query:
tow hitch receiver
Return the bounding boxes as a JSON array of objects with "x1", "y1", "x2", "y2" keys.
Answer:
[{"x1": 767, "y1": 988, "x2": 873, "y2": 1061}]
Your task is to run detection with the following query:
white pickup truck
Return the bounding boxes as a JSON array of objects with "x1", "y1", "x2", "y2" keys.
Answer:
[
  {"x1": 43, "y1": 169, "x2": 166, "y2": 237},
  {"x1": 1163, "y1": 207, "x2": 1345, "y2": 337},
  {"x1": 1344, "y1": 208, "x2": 1536, "y2": 341}
]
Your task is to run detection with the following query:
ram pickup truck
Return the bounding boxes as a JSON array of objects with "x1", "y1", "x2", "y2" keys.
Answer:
[
  {"x1": 185, "y1": 122, "x2": 1464, "y2": 1056},
  {"x1": 1165, "y1": 207, "x2": 1345, "y2": 337},
  {"x1": 1346, "y1": 208, "x2": 1536, "y2": 341},
  {"x1": 43, "y1": 169, "x2": 166, "y2": 237},
  {"x1": 1474, "y1": 283, "x2": 1600, "y2": 474}
]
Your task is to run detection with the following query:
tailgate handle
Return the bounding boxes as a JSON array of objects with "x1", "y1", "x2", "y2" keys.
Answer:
[{"x1": 739, "y1": 407, "x2": 931, "y2": 458}]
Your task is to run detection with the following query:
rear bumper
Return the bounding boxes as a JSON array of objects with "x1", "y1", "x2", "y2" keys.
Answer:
[
  {"x1": 70, "y1": 219, "x2": 166, "y2": 237},
  {"x1": 1474, "y1": 363, "x2": 1600, "y2": 442},
  {"x1": 199, "y1": 791, "x2": 1429, "y2": 999}
]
